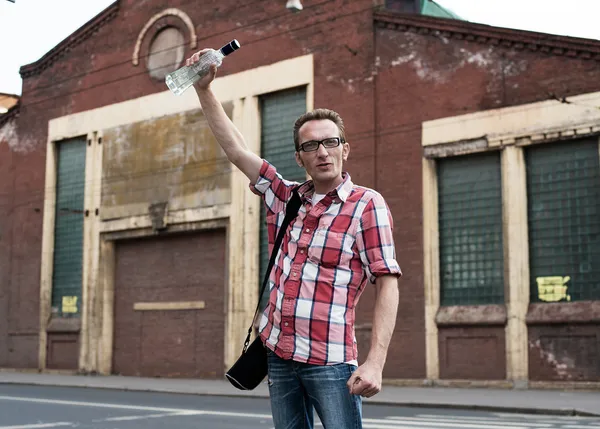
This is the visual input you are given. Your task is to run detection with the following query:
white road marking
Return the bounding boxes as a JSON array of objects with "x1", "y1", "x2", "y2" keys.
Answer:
[
  {"x1": 0, "y1": 423, "x2": 73, "y2": 429},
  {"x1": 361, "y1": 424, "x2": 488, "y2": 429},
  {"x1": 315, "y1": 416, "x2": 600, "y2": 429},
  {"x1": 0, "y1": 395, "x2": 193, "y2": 413},
  {"x1": 562, "y1": 426, "x2": 600, "y2": 429},
  {"x1": 493, "y1": 413, "x2": 587, "y2": 421},
  {"x1": 362, "y1": 424, "x2": 422, "y2": 429},
  {"x1": 416, "y1": 414, "x2": 552, "y2": 426},
  {"x1": 99, "y1": 411, "x2": 203, "y2": 422},
  {"x1": 416, "y1": 414, "x2": 507, "y2": 421},
  {"x1": 1, "y1": 395, "x2": 595, "y2": 429},
  {"x1": 196, "y1": 410, "x2": 272, "y2": 419},
  {"x1": 383, "y1": 416, "x2": 531, "y2": 429},
  {"x1": 0, "y1": 395, "x2": 271, "y2": 419}
]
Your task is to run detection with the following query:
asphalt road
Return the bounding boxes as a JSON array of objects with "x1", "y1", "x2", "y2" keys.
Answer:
[{"x1": 1, "y1": 384, "x2": 599, "y2": 429}]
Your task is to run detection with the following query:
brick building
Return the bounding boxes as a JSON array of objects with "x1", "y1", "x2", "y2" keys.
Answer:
[{"x1": 0, "y1": 0, "x2": 599, "y2": 386}]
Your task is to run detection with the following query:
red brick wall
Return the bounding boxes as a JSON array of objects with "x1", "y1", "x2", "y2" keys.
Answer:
[
  {"x1": 3, "y1": 0, "x2": 381, "y2": 370},
  {"x1": 3, "y1": 0, "x2": 600, "y2": 379},
  {"x1": 112, "y1": 229, "x2": 226, "y2": 378},
  {"x1": 438, "y1": 326, "x2": 506, "y2": 380},
  {"x1": 0, "y1": 143, "x2": 11, "y2": 367},
  {"x1": 529, "y1": 324, "x2": 600, "y2": 382},
  {"x1": 46, "y1": 333, "x2": 79, "y2": 370},
  {"x1": 0, "y1": 141, "x2": 44, "y2": 368}
]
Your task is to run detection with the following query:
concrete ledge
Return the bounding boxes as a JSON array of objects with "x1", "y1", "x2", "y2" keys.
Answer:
[
  {"x1": 527, "y1": 301, "x2": 600, "y2": 324},
  {"x1": 435, "y1": 305, "x2": 507, "y2": 326},
  {"x1": 47, "y1": 317, "x2": 81, "y2": 333}
]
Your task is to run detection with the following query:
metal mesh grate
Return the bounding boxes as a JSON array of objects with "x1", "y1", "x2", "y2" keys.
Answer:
[
  {"x1": 51, "y1": 137, "x2": 87, "y2": 316},
  {"x1": 438, "y1": 152, "x2": 504, "y2": 306},
  {"x1": 526, "y1": 138, "x2": 600, "y2": 303},
  {"x1": 259, "y1": 87, "x2": 307, "y2": 309}
]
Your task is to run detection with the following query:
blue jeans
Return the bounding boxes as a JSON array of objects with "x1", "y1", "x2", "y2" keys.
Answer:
[{"x1": 266, "y1": 349, "x2": 363, "y2": 429}]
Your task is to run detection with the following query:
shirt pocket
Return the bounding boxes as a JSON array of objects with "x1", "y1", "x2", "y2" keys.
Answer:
[{"x1": 308, "y1": 229, "x2": 354, "y2": 268}]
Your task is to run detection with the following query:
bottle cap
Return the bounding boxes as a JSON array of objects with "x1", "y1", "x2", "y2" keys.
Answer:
[{"x1": 220, "y1": 39, "x2": 241, "y2": 56}]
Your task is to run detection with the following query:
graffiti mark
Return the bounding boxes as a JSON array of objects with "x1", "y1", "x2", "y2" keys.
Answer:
[{"x1": 536, "y1": 276, "x2": 571, "y2": 302}]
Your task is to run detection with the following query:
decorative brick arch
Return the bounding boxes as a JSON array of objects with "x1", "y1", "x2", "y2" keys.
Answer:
[{"x1": 132, "y1": 8, "x2": 197, "y2": 66}]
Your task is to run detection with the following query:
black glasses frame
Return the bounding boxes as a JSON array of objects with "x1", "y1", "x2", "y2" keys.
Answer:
[{"x1": 297, "y1": 137, "x2": 345, "y2": 152}]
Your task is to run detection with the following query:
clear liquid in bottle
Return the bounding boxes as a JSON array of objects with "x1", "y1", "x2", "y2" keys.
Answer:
[{"x1": 165, "y1": 39, "x2": 241, "y2": 96}]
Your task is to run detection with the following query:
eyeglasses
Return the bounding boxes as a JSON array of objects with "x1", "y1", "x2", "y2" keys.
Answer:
[{"x1": 297, "y1": 137, "x2": 344, "y2": 152}]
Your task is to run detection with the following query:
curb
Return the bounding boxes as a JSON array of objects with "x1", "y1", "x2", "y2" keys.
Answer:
[{"x1": 2, "y1": 379, "x2": 600, "y2": 418}]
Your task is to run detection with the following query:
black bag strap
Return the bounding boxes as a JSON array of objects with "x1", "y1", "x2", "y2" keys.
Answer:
[{"x1": 242, "y1": 189, "x2": 302, "y2": 353}]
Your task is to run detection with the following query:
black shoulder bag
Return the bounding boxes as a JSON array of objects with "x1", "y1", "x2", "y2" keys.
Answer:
[{"x1": 225, "y1": 190, "x2": 302, "y2": 390}]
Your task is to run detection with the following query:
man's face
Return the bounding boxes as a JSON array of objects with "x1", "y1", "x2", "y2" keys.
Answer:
[{"x1": 295, "y1": 119, "x2": 349, "y2": 189}]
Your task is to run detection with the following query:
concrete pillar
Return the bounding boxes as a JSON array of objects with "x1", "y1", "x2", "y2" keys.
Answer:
[{"x1": 502, "y1": 145, "x2": 530, "y2": 385}]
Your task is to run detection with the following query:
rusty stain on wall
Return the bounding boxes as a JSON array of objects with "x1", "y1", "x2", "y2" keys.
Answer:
[
  {"x1": 101, "y1": 104, "x2": 232, "y2": 220},
  {"x1": 530, "y1": 338, "x2": 572, "y2": 379},
  {"x1": 0, "y1": 118, "x2": 35, "y2": 154},
  {"x1": 529, "y1": 333, "x2": 600, "y2": 381}
]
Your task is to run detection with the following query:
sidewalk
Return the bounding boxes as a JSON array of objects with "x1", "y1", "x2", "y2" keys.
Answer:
[{"x1": 1, "y1": 371, "x2": 599, "y2": 417}]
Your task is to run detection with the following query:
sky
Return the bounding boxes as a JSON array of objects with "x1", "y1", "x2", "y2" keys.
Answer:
[{"x1": 0, "y1": 0, "x2": 599, "y2": 96}]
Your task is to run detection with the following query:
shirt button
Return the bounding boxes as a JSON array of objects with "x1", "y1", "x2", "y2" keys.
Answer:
[
  {"x1": 292, "y1": 272, "x2": 297, "y2": 277},
  {"x1": 284, "y1": 322, "x2": 289, "y2": 327},
  {"x1": 299, "y1": 249, "x2": 305, "y2": 254},
  {"x1": 305, "y1": 228, "x2": 310, "y2": 233}
]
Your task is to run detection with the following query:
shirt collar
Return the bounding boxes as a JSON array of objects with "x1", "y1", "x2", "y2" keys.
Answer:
[{"x1": 296, "y1": 172, "x2": 353, "y2": 203}]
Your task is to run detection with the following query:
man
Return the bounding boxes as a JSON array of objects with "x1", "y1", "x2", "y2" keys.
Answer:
[{"x1": 188, "y1": 50, "x2": 401, "y2": 429}]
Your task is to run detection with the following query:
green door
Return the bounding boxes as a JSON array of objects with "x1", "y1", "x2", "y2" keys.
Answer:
[{"x1": 258, "y1": 87, "x2": 307, "y2": 308}]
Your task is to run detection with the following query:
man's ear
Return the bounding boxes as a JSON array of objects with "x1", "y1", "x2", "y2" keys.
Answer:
[
  {"x1": 342, "y1": 142, "x2": 350, "y2": 162},
  {"x1": 295, "y1": 151, "x2": 304, "y2": 168}
]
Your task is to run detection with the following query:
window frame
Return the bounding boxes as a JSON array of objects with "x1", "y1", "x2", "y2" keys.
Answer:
[{"x1": 421, "y1": 90, "x2": 600, "y2": 381}]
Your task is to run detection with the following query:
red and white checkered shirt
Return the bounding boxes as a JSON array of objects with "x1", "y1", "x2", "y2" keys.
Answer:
[{"x1": 250, "y1": 160, "x2": 401, "y2": 366}]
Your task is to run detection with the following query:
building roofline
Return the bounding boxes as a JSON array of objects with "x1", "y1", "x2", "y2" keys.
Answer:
[
  {"x1": 20, "y1": 1, "x2": 120, "y2": 78},
  {"x1": 423, "y1": 0, "x2": 462, "y2": 20},
  {"x1": 0, "y1": 102, "x2": 19, "y2": 128},
  {"x1": 0, "y1": 92, "x2": 20, "y2": 99},
  {"x1": 374, "y1": 9, "x2": 600, "y2": 61},
  {"x1": 17, "y1": 4, "x2": 600, "y2": 80}
]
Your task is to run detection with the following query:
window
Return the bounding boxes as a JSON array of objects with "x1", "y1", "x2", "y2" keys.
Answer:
[
  {"x1": 147, "y1": 27, "x2": 185, "y2": 80},
  {"x1": 52, "y1": 137, "x2": 87, "y2": 316},
  {"x1": 258, "y1": 87, "x2": 307, "y2": 308},
  {"x1": 526, "y1": 138, "x2": 600, "y2": 303},
  {"x1": 438, "y1": 152, "x2": 504, "y2": 306}
]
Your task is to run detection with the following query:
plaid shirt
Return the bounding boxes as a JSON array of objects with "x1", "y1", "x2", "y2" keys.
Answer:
[{"x1": 250, "y1": 160, "x2": 401, "y2": 366}]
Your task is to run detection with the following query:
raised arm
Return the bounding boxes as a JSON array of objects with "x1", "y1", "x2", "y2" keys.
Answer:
[{"x1": 188, "y1": 49, "x2": 263, "y2": 183}]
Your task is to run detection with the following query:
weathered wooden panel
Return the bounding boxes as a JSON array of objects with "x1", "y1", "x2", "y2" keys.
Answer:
[{"x1": 101, "y1": 105, "x2": 232, "y2": 220}]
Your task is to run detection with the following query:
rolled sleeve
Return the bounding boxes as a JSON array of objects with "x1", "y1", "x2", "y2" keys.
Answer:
[
  {"x1": 249, "y1": 159, "x2": 298, "y2": 214},
  {"x1": 356, "y1": 192, "x2": 402, "y2": 283}
]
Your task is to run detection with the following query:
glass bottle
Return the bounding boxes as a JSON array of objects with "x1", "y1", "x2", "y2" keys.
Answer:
[{"x1": 165, "y1": 39, "x2": 241, "y2": 96}]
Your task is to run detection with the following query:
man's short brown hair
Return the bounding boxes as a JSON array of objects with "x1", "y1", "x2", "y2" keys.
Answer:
[{"x1": 293, "y1": 108, "x2": 346, "y2": 151}]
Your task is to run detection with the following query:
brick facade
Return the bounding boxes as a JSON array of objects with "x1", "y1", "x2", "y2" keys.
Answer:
[{"x1": 1, "y1": 0, "x2": 599, "y2": 384}]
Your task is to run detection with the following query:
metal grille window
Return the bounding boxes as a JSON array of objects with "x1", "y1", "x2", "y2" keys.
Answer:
[
  {"x1": 526, "y1": 138, "x2": 600, "y2": 303},
  {"x1": 51, "y1": 137, "x2": 87, "y2": 316},
  {"x1": 259, "y1": 87, "x2": 307, "y2": 308},
  {"x1": 438, "y1": 152, "x2": 504, "y2": 306}
]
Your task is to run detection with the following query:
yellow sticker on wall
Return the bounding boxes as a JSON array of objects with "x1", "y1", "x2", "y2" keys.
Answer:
[
  {"x1": 536, "y1": 276, "x2": 571, "y2": 302},
  {"x1": 62, "y1": 296, "x2": 78, "y2": 313}
]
